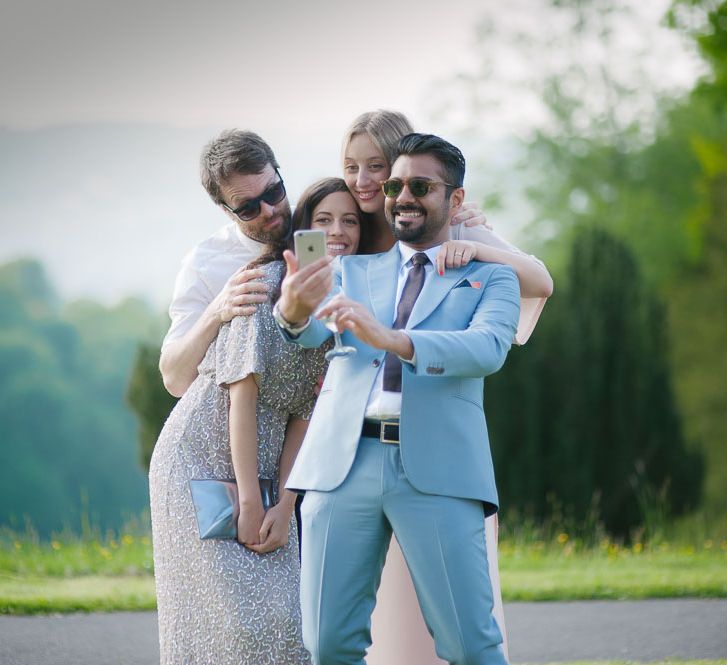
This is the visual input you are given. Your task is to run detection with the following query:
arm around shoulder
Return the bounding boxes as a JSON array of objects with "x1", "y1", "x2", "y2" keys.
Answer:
[
  {"x1": 159, "y1": 303, "x2": 223, "y2": 397},
  {"x1": 457, "y1": 224, "x2": 553, "y2": 298}
]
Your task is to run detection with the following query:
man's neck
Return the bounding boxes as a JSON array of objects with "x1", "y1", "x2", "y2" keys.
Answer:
[{"x1": 232, "y1": 222, "x2": 267, "y2": 252}]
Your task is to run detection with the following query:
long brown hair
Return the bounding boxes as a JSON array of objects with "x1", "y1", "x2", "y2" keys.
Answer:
[
  {"x1": 248, "y1": 177, "x2": 369, "y2": 298},
  {"x1": 292, "y1": 177, "x2": 371, "y2": 253}
]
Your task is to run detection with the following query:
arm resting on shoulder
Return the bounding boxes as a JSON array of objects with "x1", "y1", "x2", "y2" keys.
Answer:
[
  {"x1": 457, "y1": 225, "x2": 553, "y2": 298},
  {"x1": 161, "y1": 265, "x2": 270, "y2": 397},
  {"x1": 470, "y1": 242, "x2": 552, "y2": 298},
  {"x1": 160, "y1": 303, "x2": 224, "y2": 397}
]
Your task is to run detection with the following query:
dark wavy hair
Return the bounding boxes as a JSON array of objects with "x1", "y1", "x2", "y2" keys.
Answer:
[
  {"x1": 292, "y1": 177, "x2": 371, "y2": 251},
  {"x1": 396, "y1": 133, "x2": 466, "y2": 189},
  {"x1": 200, "y1": 129, "x2": 279, "y2": 205},
  {"x1": 249, "y1": 177, "x2": 369, "y2": 298}
]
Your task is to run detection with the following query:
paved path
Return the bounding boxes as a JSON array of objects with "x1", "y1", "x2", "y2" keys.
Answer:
[{"x1": 1, "y1": 599, "x2": 725, "y2": 664}]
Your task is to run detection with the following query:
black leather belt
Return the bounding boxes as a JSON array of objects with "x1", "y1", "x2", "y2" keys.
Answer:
[{"x1": 362, "y1": 419, "x2": 400, "y2": 444}]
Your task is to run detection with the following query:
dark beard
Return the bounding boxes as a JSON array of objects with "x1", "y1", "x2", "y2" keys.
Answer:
[
  {"x1": 240, "y1": 206, "x2": 292, "y2": 244},
  {"x1": 392, "y1": 220, "x2": 428, "y2": 243},
  {"x1": 388, "y1": 204, "x2": 448, "y2": 245}
]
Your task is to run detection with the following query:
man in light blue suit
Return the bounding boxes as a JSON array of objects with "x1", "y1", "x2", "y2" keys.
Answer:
[{"x1": 274, "y1": 134, "x2": 521, "y2": 665}]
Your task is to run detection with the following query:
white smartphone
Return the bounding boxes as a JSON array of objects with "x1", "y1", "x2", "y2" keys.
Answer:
[{"x1": 293, "y1": 229, "x2": 327, "y2": 269}]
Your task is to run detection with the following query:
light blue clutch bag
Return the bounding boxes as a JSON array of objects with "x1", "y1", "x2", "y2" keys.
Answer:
[{"x1": 189, "y1": 478, "x2": 276, "y2": 540}]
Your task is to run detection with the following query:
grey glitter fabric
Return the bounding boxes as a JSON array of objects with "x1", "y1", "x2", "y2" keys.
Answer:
[{"x1": 149, "y1": 261, "x2": 326, "y2": 665}]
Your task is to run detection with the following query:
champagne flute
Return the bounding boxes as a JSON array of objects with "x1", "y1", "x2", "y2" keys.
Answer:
[{"x1": 317, "y1": 287, "x2": 357, "y2": 360}]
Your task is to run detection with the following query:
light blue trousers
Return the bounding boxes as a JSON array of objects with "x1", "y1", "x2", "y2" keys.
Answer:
[{"x1": 300, "y1": 436, "x2": 507, "y2": 665}]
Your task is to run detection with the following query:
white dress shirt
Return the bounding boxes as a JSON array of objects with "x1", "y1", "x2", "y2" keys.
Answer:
[
  {"x1": 363, "y1": 243, "x2": 441, "y2": 421},
  {"x1": 162, "y1": 222, "x2": 265, "y2": 349}
]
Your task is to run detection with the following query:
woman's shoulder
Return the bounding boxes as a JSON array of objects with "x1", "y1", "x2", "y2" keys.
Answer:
[
  {"x1": 255, "y1": 260, "x2": 285, "y2": 285},
  {"x1": 261, "y1": 259, "x2": 285, "y2": 274}
]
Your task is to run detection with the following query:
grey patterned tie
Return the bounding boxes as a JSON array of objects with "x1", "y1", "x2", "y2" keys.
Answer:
[{"x1": 383, "y1": 252, "x2": 430, "y2": 393}]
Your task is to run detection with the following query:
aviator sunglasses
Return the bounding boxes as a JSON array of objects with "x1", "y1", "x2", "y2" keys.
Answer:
[
  {"x1": 381, "y1": 177, "x2": 458, "y2": 199},
  {"x1": 222, "y1": 169, "x2": 287, "y2": 221}
]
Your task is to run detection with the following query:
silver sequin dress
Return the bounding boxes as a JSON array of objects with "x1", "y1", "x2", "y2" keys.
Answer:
[{"x1": 149, "y1": 261, "x2": 325, "y2": 665}]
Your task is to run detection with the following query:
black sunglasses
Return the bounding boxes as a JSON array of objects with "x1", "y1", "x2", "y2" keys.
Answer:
[
  {"x1": 222, "y1": 169, "x2": 287, "y2": 221},
  {"x1": 381, "y1": 177, "x2": 458, "y2": 199}
]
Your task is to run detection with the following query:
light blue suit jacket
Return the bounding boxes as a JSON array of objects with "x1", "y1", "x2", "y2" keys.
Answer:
[{"x1": 283, "y1": 244, "x2": 520, "y2": 514}]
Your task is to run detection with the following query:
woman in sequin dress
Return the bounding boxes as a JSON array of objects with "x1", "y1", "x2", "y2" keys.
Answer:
[{"x1": 149, "y1": 247, "x2": 328, "y2": 664}]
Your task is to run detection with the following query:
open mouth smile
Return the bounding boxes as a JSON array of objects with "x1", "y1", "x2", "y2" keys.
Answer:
[
  {"x1": 394, "y1": 207, "x2": 425, "y2": 224},
  {"x1": 326, "y1": 242, "x2": 350, "y2": 255}
]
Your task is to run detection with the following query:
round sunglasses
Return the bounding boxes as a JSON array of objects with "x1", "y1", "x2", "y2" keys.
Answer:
[
  {"x1": 222, "y1": 169, "x2": 287, "y2": 221},
  {"x1": 381, "y1": 177, "x2": 458, "y2": 198}
]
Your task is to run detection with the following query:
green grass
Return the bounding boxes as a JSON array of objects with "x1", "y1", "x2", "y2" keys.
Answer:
[
  {"x1": 0, "y1": 531, "x2": 153, "y2": 577},
  {"x1": 1, "y1": 522, "x2": 726, "y2": 614},
  {"x1": 499, "y1": 539, "x2": 727, "y2": 601},
  {"x1": 0, "y1": 574, "x2": 156, "y2": 614},
  {"x1": 0, "y1": 521, "x2": 156, "y2": 614}
]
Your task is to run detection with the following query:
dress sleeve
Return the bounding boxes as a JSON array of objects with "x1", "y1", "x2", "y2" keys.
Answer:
[
  {"x1": 290, "y1": 347, "x2": 330, "y2": 420},
  {"x1": 215, "y1": 306, "x2": 268, "y2": 388},
  {"x1": 452, "y1": 224, "x2": 547, "y2": 345}
]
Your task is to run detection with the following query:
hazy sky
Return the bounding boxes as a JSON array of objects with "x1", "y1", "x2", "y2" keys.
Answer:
[
  {"x1": 0, "y1": 0, "x2": 703, "y2": 308},
  {"x1": 2, "y1": 0, "x2": 484, "y2": 131}
]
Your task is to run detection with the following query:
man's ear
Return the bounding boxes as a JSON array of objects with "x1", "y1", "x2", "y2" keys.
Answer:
[{"x1": 449, "y1": 187, "x2": 465, "y2": 211}]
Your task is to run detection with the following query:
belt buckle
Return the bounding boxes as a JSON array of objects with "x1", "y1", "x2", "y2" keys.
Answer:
[{"x1": 380, "y1": 420, "x2": 399, "y2": 445}]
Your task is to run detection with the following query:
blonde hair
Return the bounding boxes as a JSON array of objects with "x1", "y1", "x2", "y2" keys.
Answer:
[{"x1": 341, "y1": 110, "x2": 415, "y2": 168}]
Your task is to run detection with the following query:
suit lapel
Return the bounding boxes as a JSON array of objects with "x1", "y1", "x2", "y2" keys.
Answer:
[
  {"x1": 367, "y1": 245, "x2": 400, "y2": 326},
  {"x1": 407, "y1": 261, "x2": 478, "y2": 329}
]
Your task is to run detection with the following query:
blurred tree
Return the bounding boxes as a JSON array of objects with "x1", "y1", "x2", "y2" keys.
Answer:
[
  {"x1": 438, "y1": 0, "x2": 726, "y2": 520},
  {"x1": 488, "y1": 228, "x2": 703, "y2": 536},
  {"x1": 521, "y1": 0, "x2": 727, "y2": 515},
  {"x1": 126, "y1": 343, "x2": 177, "y2": 470}
]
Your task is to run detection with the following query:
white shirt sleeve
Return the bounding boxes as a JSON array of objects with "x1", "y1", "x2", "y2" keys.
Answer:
[
  {"x1": 162, "y1": 253, "x2": 216, "y2": 349},
  {"x1": 451, "y1": 224, "x2": 547, "y2": 345}
]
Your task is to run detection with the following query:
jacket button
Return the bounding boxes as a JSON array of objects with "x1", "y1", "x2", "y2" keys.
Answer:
[{"x1": 372, "y1": 359, "x2": 381, "y2": 367}]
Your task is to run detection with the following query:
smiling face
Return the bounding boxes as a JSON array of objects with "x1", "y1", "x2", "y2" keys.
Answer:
[
  {"x1": 384, "y1": 154, "x2": 463, "y2": 248},
  {"x1": 218, "y1": 163, "x2": 292, "y2": 243},
  {"x1": 310, "y1": 191, "x2": 361, "y2": 257},
  {"x1": 343, "y1": 133, "x2": 390, "y2": 214}
]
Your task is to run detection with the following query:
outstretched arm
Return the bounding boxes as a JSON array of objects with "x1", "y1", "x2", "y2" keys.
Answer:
[{"x1": 276, "y1": 250, "x2": 336, "y2": 348}]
